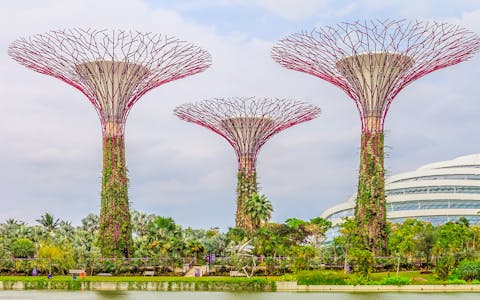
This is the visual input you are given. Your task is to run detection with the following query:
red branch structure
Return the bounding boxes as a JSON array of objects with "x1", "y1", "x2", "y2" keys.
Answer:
[
  {"x1": 9, "y1": 29, "x2": 211, "y2": 258},
  {"x1": 174, "y1": 97, "x2": 320, "y2": 230},
  {"x1": 272, "y1": 19, "x2": 480, "y2": 255}
]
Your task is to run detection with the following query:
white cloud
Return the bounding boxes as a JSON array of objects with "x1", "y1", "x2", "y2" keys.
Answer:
[{"x1": 453, "y1": 9, "x2": 480, "y2": 31}]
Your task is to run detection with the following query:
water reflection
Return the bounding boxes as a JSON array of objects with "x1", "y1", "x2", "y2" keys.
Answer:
[
  {"x1": 0, "y1": 291, "x2": 479, "y2": 300},
  {"x1": 95, "y1": 291, "x2": 129, "y2": 299}
]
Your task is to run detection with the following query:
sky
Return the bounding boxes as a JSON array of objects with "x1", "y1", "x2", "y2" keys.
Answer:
[{"x1": 0, "y1": 0, "x2": 479, "y2": 230}]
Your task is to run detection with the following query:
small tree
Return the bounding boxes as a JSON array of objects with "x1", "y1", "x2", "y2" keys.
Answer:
[
  {"x1": 333, "y1": 218, "x2": 361, "y2": 273},
  {"x1": 242, "y1": 193, "x2": 273, "y2": 233},
  {"x1": 10, "y1": 238, "x2": 35, "y2": 258},
  {"x1": 306, "y1": 217, "x2": 332, "y2": 247},
  {"x1": 388, "y1": 218, "x2": 426, "y2": 274},
  {"x1": 38, "y1": 244, "x2": 75, "y2": 274},
  {"x1": 433, "y1": 221, "x2": 472, "y2": 279},
  {"x1": 350, "y1": 248, "x2": 375, "y2": 278}
]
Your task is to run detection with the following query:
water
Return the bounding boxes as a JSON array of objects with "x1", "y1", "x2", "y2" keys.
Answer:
[{"x1": 0, "y1": 291, "x2": 479, "y2": 300}]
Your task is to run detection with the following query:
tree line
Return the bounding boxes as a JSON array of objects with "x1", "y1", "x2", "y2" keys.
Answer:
[{"x1": 1, "y1": 210, "x2": 479, "y2": 279}]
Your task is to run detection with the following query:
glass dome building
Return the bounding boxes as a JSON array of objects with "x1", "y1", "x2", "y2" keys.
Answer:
[{"x1": 321, "y1": 154, "x2": 480, "y2": 228}]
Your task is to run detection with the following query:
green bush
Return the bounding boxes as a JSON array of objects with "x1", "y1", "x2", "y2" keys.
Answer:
[
  {"x1": 434, "y1": 256, "x2": 455, "y2": 280},
  {"x1": 10, "y1": 238, "x2": 35, "y2": 258},
  {"x1": 346, "y1": 275, "x2": 369, "y2": 285},
  {"x1": 379, "y1": 276, "x2": 411, "y2": 285},
  {"x1": 453, "y1": 259, "x2": 480, "y2": 281},
  {"x1": 281, "y1": 273, "x2": 296, "y2": 281},
  {"x1": 350, "y1": 248, "x2": 375, "y2": 277},
  {"x1": 447, "y1": 278, "x2": 467, "y2": 284},
  {"x1": 296, "y1": 270, "x2": 348, "y2": 285}
]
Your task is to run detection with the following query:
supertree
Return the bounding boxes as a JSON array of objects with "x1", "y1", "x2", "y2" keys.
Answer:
[
  {"x1": 8, "y1": 29, "x2": 211, "y2": 258},
  {"x1": 174, "y1": 97, "x2": 320, "y2": 231},
  {"x1": 272, "y1": 19, "x2": 480, "y2": 255}
]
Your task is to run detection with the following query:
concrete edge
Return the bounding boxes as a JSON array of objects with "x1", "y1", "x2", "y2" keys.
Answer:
[{"x1": 275, "y1": 281, "x2": 480, "y2": 292}]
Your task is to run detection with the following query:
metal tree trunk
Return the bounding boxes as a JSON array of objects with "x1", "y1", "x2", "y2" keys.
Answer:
[
  {"x1": 355, "y1": 132, "x2": 387, "y2": 255},
  {"x1": 99, "y1": 136, "x2": 133, "y2": 258}
]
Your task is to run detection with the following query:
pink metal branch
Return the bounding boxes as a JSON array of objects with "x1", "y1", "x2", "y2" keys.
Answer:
[
  {"x1": 9, "y1": 29, "x2": 212, "y2": 136},
  {"x1": 174, "y1": 97, "x2": 320, "y2": 172},
  {"x1": 272, "y1": 19, "x2": 480, "y2": 132}
]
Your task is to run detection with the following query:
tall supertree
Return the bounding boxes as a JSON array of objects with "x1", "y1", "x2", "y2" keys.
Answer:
[
  {"x1": 9, "y1": 29, "x2": 211, "y2": 258},
  {"x1": 272, "y1": 20, "x2": 480, "y2": 255},
  {"x1": 174, "y1": 97, "x2": 320, "y2": 231}
]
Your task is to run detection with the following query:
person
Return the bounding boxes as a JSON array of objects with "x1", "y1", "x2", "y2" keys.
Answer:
[
  {"x1": 32, "y1": 268, "x2": 38, "y2": 276},
  {"x1": 47, "y1": 273, "x2": 53, "y2": 279}
]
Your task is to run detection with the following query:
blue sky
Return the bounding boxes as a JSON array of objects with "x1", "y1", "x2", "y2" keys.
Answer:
[{"x1": 0, "y1": 0, "x2": 479, "y2": 230}]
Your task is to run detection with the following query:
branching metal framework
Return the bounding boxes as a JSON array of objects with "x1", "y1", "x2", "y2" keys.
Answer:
[
  {"x1": 9, "y1": 29, "x2": 211, "y2": 258},
  {"x1": 272, "y1": 19, "x2": 480, "y2": 133},
  {"x1": 9, "y1": 29, "x2": 211, "y2": 136},
  {"x1": 272, "y1": 19, "x2": 480, "y2": 255},
  {"x1": 174, "y1": 97, "x2": 320, "y2": 229}
]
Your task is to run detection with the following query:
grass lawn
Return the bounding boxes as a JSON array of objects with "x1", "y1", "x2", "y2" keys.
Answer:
[
  {"x1": 0, "y1": 272, "x2": 476, "y2": 285},
  {"x1": 368, "y1": 271, "x2": 447, "y2": 284}
]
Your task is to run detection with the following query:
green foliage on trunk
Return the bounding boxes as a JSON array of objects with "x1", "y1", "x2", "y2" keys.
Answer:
[
  {"x1": 99, "y1": 136, "x2": 133, "y2": 258},
  {"x1": 355, "y1": 132, "x2": 387, "y2": 256},
  {"x1": 236, "y1": 171, "x2": 258, "y2": 231}
]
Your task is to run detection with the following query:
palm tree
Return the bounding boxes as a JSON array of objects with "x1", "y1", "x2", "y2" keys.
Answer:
[
  {"x1": 242, "y1": 193, "x2": 273, "y2": 233},
  {"x1": 57, "y1": 220, "x2": 75, "y2": 242},
  {"x1": 36, "y1": 213, "x2": 60, "y2": 232},
  {"x1": 131, "y1": 210, "x2": 155, "y2": 238},
  {"x1": 1, "y1": 219, "x2": 26, "y2": 240},
  {"x1": 81, "y1": 213, "x2": 99, "y2": 235}
]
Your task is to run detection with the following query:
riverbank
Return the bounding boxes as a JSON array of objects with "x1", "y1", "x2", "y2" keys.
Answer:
[
  {"x1": 0, "y1": 276, "x2": 275, "y2": 291},
  {"x1": 276, "y1": 281, "x2": 480, "y2": 292}
]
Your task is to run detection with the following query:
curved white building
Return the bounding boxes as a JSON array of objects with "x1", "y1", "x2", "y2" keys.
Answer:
[{"x1": 321, "y1": 154, "x2": 480, "y2": 227}]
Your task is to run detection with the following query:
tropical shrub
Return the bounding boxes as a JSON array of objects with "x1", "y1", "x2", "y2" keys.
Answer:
[
  {"x1": 38, "y1": 244, "x2": 75, "y2": 274},
  {"x1": 290, "y1": 246, "x2": 315, "y2": 272},
  {"x1": 380, "y1": 276, "x2": 411, "y2": 285},
  {"x1": 434, "y1": 256, "x2": 455, "y2": 280},
  {"x1": 296, "y1": 270, "x2": 348, "y2": 285},
  {"x1": 350, "y1": 248, "x2": 375, "y2": 277},
  {"x1": 10, "y1": 238, "x2": 35, "y2": 258},
  {"x1": 453, "y1": 259, "x2": 480, "y2": 281}
]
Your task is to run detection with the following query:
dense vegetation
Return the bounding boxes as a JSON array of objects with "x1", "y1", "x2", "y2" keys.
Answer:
[
  {"x1": 329, "y1": 217, "x2": 480, "y2": 281},
  {"x1": 0, "y1": 275, "x2": 276, "y2": 291},
  {"x1": 0, "y1": 211, "x2": 479, "y2": 283}
]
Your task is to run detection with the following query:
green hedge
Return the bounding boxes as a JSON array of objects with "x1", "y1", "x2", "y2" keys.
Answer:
[
  {"x1": 0, "y1": 276, "x2": 276, "y2": 291},
  {"x1": 378, "y1": 276, "x2": 411, "y2": 285},
  {"x1": 296, "y1": 270, "x2": 349, "y2": 285}
]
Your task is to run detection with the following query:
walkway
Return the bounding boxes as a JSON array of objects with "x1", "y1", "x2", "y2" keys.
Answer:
[{"x1": 183, "y1": 265, "x2": 208, "y2": 277}]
